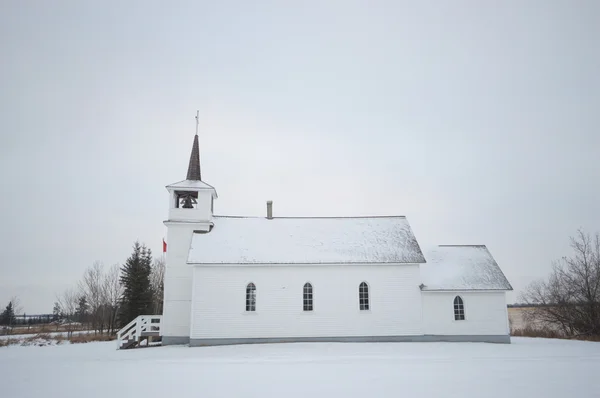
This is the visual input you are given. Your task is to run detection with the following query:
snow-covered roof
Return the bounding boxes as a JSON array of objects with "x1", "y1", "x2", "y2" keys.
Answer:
[
  {"x1": 187, "y1": 216, "x2": 426, "y2": 265},
  {"x1": 166, "y1": 179, "x2": 217, "y2": 193},
  {"x1": 420, "y1": 245, "x2": 512, "y2": 291}
]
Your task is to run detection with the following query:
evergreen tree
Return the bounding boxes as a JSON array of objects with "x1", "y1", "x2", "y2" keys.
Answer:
[
  {"x1": 0, "y1": 301, "x2": 16, "y2": 326},
  {"x1": 52, "y1": 302, "x2": 61, "y2": 321},
  {"x1": 118, "y1": 241, "x2": 153, "y2": 326},
  {"x1": 76, "y1": 296, "x2": 88, "y2": 323}
]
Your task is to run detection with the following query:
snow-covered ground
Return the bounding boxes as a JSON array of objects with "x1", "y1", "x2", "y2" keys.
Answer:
[
  {"x1": 0, "y1": 330, "x2": 94, "y2": 341},
  {"x1": 1, "y1": 338, "x2": 598, "y2": 397}
]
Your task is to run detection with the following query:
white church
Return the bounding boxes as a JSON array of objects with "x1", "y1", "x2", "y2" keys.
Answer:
[{"x1": 160, "y1": 129, "x2": 514, "y2": 347}]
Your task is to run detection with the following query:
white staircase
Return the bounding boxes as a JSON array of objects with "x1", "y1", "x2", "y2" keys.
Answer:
[{"x1": 117, "y1": 315, "x2": 162, "y2": 349}]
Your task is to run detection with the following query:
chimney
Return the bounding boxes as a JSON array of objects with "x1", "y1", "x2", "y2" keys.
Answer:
[{"x1": 266, "y1": 200, "x2": 273, "y2": 219}]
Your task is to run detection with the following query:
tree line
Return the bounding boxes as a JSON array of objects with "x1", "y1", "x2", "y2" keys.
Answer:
[
  {"x1": 54, "y1": 241, "x2": 165, "y2": 335},
  {"x1": 520, "y1": 229, "x2": 600, "y2": 339}
]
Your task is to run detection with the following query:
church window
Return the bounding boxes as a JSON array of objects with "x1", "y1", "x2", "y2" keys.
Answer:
[
  {"x1": 303, "y1": 283, "x2": 313, "y2": 311},
  {"x1": 359, "y1": 282, "x2": 369, "y2": 311},
  {"x1": 454, "y1": 296, "x2": 465, "y2": 320},
  {"x1": 246, "y1": 283, "x2": 256, "y2": 311}
]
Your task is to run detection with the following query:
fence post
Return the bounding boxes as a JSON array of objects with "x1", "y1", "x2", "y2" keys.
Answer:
[{"x1": 136, "y1": 317, "x2": 141, "y2": 343}]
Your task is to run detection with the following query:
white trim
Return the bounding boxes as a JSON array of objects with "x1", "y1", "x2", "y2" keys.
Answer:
[
  {"x1": 164, "y1": 220, "x2": 213, "y2": 227},
  {"x1": 421, "y1": 289, "x2": 512, "y2": 293},
  {"x1": 189, "y1": 268, "x2": 198, "y2": 336}
]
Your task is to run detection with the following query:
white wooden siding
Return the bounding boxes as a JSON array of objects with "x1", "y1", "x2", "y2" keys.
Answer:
[
  {"x1": 161, "y1": 300, "x2": 191, "y2": 337},
  {"x1": 162, "y1": 223, "x2": 206, "y2": 338},
  {"x1": 421, "y1": 291, "x2": 509, "y2": 335},
  {"x1": 168, "y1": 190, "x2": 213, "y2": 223},
  {"x1": 190, "y1": 264, "x2": 423, "y2": 339}
]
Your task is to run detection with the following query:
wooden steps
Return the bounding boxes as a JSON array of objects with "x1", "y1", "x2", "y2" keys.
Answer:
[{"x1": 116, "y1": 315, "x2": 162, "y2": 349}]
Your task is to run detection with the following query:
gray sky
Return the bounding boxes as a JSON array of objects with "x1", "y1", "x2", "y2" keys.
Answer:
[{"x1": 1, "y1": 1, "x2": 599, "y2": 313}]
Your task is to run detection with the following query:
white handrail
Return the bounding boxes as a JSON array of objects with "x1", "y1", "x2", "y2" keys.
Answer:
[
  {"x1": 117, "y1": 318, "x2": 138, "y2": 340},
  {"x1": 116, "y1": 315, "x2": 162, "y2": 349}
]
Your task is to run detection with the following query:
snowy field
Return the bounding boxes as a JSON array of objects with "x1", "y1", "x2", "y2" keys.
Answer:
[
  {"x1": 1, "y1": 338, "x2": 599, "y2": 398},
  {"x1": 0, "y1": 330, "x2": 94, "y2": 341}
]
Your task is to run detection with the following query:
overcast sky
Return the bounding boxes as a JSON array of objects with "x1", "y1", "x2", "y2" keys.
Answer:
[{"x1": 1, "y1": 1, "x2": 599, "y2": 313}]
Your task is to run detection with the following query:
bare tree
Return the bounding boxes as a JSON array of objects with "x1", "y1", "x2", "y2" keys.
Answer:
[
  {"x1": 56, "y1": 288, "x2": 79, "y2": 338},
  {"x1": 520, "y1": 229, "x2": 600, "y2": 337},
  {"x1": 79, "y1": 261, "x2": 106, "y2": 334},
  {"x1": 150, "y1": 257, "x2": 165, "y2": 315},
  {"x1": 103, "y1": 263, "x2": 123, "y2": 334},
  {"x1": 9, "y1": 295, "x2": 23, "y2": 316}
]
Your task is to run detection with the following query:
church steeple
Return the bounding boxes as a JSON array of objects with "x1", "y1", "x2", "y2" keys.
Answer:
[
  {"x1": 186, "y1": 111, "x2": 201, "y2": 181},
  {"x1": 164, "y1": 110, "x2": 217, "y2": 222},
  {"x1": 186, "y1": 134, "x2": 201, "y2": 181}
]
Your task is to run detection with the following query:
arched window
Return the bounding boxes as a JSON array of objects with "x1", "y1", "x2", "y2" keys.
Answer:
[
  {"x1": 359, "y1": 282, "x2": 369, "y2": 310},
  {"x1": 454, "y1": 296, "x2": 465, "y2": 320},
  {"x1": 246, "y1": 283, "x2": 256, "y2": 311},
  {"x1": 303, "y1": 283, "x2": 313, "y2": 311}
]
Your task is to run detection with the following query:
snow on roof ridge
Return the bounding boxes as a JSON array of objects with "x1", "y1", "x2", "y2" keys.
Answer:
[
  {"x1": 166, "y1": 179, "x2": 217, "y2": 189},
  {"x1": 213, "y1": 215, "x2": 408, "y2": 219},
  {"x1": 438, "y1": 244, "x2": 487, "y2": 247}
]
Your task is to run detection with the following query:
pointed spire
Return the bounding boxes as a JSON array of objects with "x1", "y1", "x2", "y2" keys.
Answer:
[{"x1": 186, "y1": 111, "x2": 201, "y2": 180}]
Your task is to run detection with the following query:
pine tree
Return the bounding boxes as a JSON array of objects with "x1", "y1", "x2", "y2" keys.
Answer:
[
  {"x1": 0, "y1": 301, "x2": 16, "y2": 326},
  {"x1": 52, "y1": 302, "x2": 61, "y2": 321},
  {"x1": 76, "y1": 296, "x2": 88, "y2": 323},
  {"x1": 118, "y1": 241, "x2": 153, "y2": 326}
]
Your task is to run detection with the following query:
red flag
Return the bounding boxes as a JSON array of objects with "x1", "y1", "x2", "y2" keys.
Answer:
[{"x1": 163, "y1": 238, "x2": 167, "y2": 253}]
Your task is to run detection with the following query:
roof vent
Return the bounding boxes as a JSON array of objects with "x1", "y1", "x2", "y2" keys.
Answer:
[{"x1": 266, "y1": 200, "x2": 273, "y2": 219}]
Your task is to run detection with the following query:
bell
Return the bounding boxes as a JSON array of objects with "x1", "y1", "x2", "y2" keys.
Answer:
[{"x1": 181, "y1": 196, "x2": 194, "y2": 208}]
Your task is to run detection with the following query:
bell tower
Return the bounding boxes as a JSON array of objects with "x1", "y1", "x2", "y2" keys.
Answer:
[
  {"x1": 161, "y1": 111, "x2": 216, "y2": 345},
  {"x1": 165, "y1": 111, "x2": 217, "y2": 227}
]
